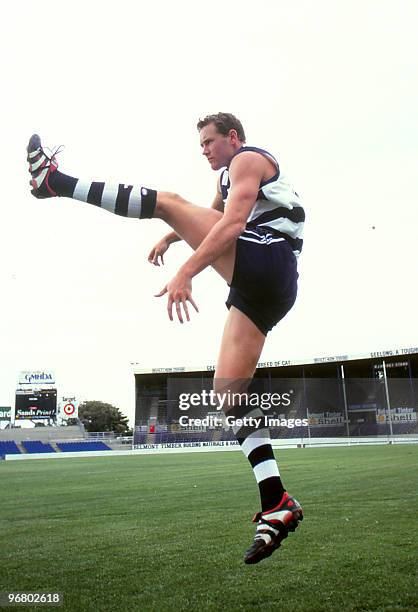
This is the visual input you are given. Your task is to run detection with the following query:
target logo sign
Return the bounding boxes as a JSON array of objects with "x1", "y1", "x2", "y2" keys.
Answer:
[{"x1": 63, "y1": 403, "x2": 75, "y2": 416}]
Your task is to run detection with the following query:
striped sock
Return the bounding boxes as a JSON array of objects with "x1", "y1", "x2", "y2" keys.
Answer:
[
  {"x1": 48, "y1": 170, "x2": 157, "y2": 218},
  {"x1": 230, "y1": 404, "x2": 285, "y2": 512}
]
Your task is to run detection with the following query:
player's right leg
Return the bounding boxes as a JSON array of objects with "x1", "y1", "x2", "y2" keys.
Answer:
[{"x1": 27, "y1": 134, "x2": 236, "y2": 283}]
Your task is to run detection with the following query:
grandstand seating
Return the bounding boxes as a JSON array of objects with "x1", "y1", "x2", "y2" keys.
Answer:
[
  {"x1": 3, "y1": 423, "x2": 410, "y2": 455},
  {"x1": 221, "y1": 429, "x2": 235, "y2": 441},
  {"x1": 135, "y1": 432, "x2": 148, "y2": 444},
  {"x1": 376, "y1": 422, "x2": 415, "y2": 435},
  {"x1": 22, "y1": 440, "x2": 56, "y2": 454},
  {"x1": 56, "y1": 441, "x2": 112, "y2": 452},
  {"x1": 0, "y1": 441, "x2": 21, "y2": 456}
]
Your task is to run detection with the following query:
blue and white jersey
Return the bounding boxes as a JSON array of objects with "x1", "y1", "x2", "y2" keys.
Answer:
[{"x1": 220, "y1": 146, "x2": 305, "y2": 256}]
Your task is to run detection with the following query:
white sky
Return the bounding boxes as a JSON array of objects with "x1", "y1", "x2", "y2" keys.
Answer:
[{"x1": 1, "y1": 0, "x2": 417, "y2": 424}]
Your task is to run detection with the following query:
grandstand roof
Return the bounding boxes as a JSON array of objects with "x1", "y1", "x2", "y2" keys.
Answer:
[{"x1": 131, "y1": 345, "x2": 418, "y2": 375}]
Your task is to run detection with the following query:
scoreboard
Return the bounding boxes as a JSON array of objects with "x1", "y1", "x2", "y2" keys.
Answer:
[{"x1": 15, "y1": 389, "x2": 57, "y2": 420}]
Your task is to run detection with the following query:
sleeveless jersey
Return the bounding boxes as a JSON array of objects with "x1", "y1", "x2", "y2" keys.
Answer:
[{"x1": 219, "y1": 146, "x2": 305, "y2": 256}]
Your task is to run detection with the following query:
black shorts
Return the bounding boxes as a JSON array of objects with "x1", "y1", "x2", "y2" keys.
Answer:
[{"x1": 226, "y1": 227, "x2": 298, "y2": 336}]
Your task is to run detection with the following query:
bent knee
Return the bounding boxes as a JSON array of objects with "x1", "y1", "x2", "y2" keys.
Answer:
[
  {"x1": 156, "y1": 191, "x2": 191, "y2": 220},
  {"x1": 157, "y1": 191, "x2": 189, "y2": 207}
]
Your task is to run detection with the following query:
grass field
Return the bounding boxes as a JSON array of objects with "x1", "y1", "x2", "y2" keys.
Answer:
[{"x1": 0, "y1": 445, "x2": 417, "y2": 612}]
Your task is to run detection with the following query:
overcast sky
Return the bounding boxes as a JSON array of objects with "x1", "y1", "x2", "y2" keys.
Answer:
[{"x1": 1, "y1": 0, "x2": 417, "y2": 424}]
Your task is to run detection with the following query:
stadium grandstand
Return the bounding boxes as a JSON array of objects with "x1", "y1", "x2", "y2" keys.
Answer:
[
  {"x1": 132, "y1": 346, "x2": 418, "y2": 449},
  {"x1": 0, "y1": 424, "x2": 130, "y2": 459},
  {"x1": 2, "y1": 346, "x2": 417, "y2": 460},
  {"x1": 0, "y1": 368, "x2": 132, "y2": 460}
]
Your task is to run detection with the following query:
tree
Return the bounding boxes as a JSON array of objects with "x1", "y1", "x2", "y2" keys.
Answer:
[{"x1": 79, "y1": 401, "x2": 130, "y2": 434}]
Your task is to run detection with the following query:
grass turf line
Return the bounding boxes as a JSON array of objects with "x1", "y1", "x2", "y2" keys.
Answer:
[{"x1": 0, "y1": 445, "x2": 417, "y2": 612}]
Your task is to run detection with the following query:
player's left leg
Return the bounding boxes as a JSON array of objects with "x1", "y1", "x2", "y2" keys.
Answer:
[{"x1": 214, "y1": 306, "x2": 303, "y2": 564}]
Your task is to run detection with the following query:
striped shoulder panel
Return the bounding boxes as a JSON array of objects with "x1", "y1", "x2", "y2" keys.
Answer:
[{"x1": 220, "y1": 168, "x2": 230, "y2": 201}]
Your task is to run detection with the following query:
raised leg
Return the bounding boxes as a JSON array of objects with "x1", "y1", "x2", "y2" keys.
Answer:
[{"x1": 26, "y1": 134, "x2": 237, "y2": 284}]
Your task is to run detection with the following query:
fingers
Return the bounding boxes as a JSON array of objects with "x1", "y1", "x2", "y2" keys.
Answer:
[
  {"x1": 148, "y1": 253, "x2": 161, "y2": 266},
  {"x1": 167, "y1": 297, "x2": 174, "y2": 322},
  {"x1": 155, "y1": 285, "x2": 198, "y2": 324},
  {"x1": 154, "y1": 286, "x2": 175, "y2": 322},
  {"x1": 173, "y1": 295, "x2": 199, "y2": 323},
  {"x1": 183, "y1": 297, "x2": 191, "y2": 322},
  {"x1": 153, "y1": 251, "x2": 163, "y2": 266},
  {"x1": 165, "y1": 296, "x2": 184, "y2": 324},
  {"x1": 148, "y1": 249, "x2": 165, "y2": 266},
  {"x1": 154, "y1": 286, "x2": 168, "y2": 298},
  {"x1": 188, "y1": 295, "x2": 199, "y2": 313},
  {"x1": 175, "y1": 300, "x2": 184, "y2": 323}
]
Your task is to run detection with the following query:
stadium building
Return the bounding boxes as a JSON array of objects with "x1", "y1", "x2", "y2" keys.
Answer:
[{"x1": 132, "y1": 346, "x2": 418, "y2": 449}]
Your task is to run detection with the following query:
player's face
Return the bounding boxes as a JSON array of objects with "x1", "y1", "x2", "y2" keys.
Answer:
[{"x1": 200, "y1": 123, "x2": 237, "y2": 170}]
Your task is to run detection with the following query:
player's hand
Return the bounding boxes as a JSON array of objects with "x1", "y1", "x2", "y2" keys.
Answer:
[
  {"x1": 155, "y1": 271, "x2": 199, "y2": 323},
  {"x1": 148, "y1": 238, "x2": 170, "y2": 266}
]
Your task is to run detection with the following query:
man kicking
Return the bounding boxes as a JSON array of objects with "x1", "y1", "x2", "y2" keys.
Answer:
[{"x1": 26, "y1": 112, "x2": 305, "y2": 564}]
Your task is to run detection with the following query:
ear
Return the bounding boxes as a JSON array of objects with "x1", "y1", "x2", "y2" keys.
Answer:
[{"x1": 228, "y1": 129, "x2": 239, "y2": 143}]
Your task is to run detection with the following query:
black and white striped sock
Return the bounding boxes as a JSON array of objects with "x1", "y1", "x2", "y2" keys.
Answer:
[
  {"x1": 48, "y1": 170, "x2": 157, "y2": 218},
  {"x1": 230, "y1": 404, "x2": 285, "y2": 512}
]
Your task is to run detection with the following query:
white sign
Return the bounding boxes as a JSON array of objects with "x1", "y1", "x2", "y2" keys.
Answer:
[
  {"x1": 308, "y1": 412, "x2": 346, "y2": 427},
  {"x1": 18, "y1": 371, "x2": 55, "y2": 386},
  {"x1": 376, "y1": 410, "x2": 417, "y2": 423},
  {"x1": 134, "y1": 440, "x2": 239, "y2": 450},
  {"x1": 59, "y1": 397, "x2": 79, "y2": 420}
]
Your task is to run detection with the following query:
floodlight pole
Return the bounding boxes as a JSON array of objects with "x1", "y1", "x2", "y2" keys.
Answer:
[
  {"x1": 340, "y1": 365, "x2": 351, "y2": 444},
  {"x1": 302, "y1": 368, "x2": 311, "y2": 447},
  {"x1": 382, "y1": 360, "x2": 394, "y2": 440}
]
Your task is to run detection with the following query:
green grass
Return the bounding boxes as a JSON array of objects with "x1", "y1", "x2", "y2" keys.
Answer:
[{"x1": 1, "y1": 446, "x2": 417, "y2": 612}]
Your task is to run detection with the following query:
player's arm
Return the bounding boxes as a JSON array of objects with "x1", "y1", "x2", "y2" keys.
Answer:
[{"x1": 179, "y1": 152, "x2": 263, "y2": 278}]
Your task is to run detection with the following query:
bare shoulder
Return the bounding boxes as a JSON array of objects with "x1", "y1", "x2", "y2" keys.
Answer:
[
  {"x1": 230, "y1": 150, "x2": 266, "y2": 167},
  {"x1": 229, "y1": 150, "x2": 268, "y2": 180}
]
